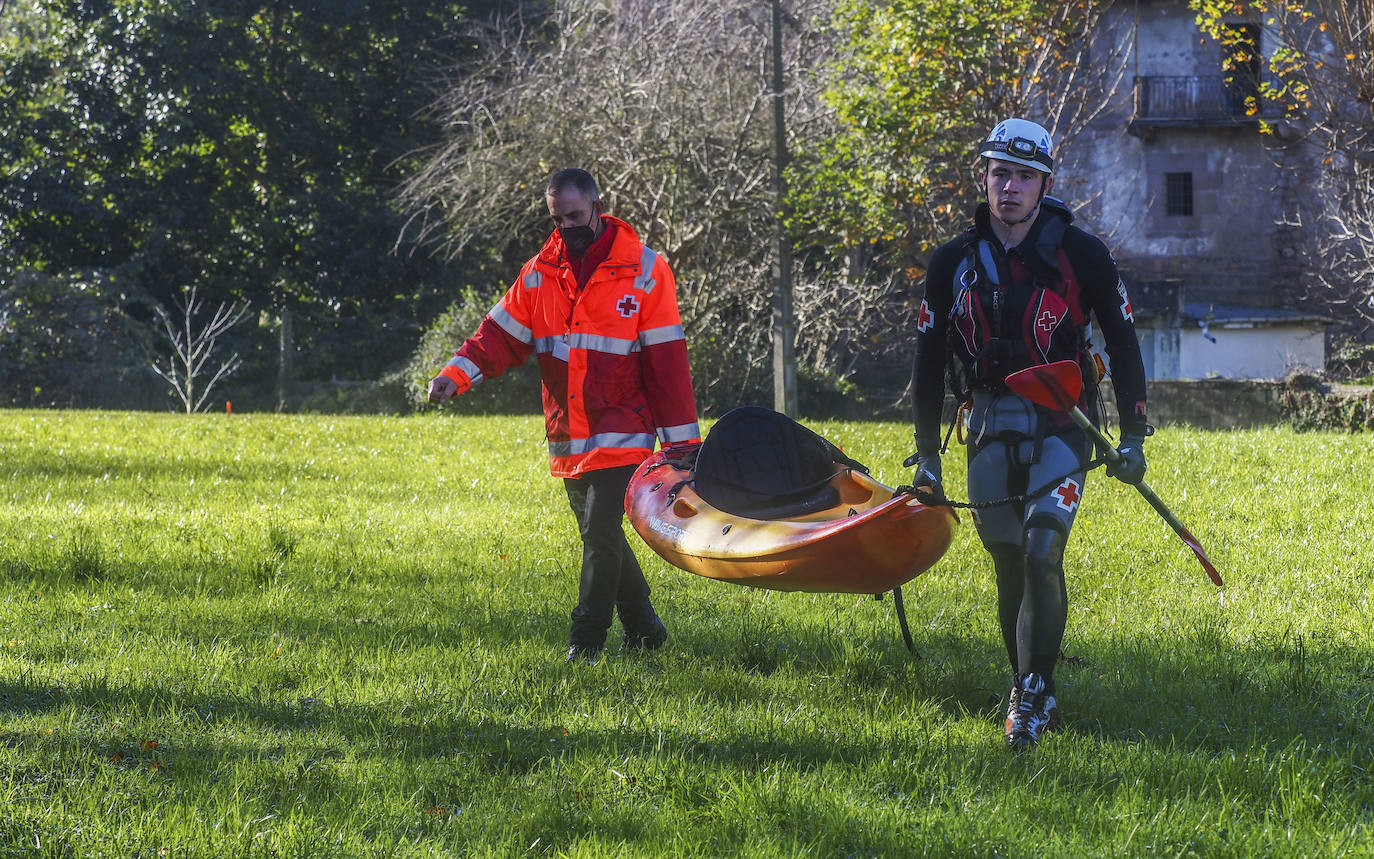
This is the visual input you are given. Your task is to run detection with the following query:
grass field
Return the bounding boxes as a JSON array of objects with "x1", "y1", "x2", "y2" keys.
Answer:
[{"x1": 0, "y1": 409, "x2": 1371, "y2": 857}]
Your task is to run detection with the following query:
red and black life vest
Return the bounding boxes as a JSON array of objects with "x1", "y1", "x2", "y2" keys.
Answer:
[{"x1": 948, "y1": 199, "x2": 1091, "y2": 395}]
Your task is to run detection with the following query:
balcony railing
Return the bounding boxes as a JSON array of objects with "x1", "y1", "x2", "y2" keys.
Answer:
[{"x1": 1132, "y1": 75, "x2": 1259, "y2": 124}]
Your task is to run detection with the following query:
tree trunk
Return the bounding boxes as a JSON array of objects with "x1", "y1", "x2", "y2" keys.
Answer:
[{"x1": 277, "y1": 309, "x2": 294, "y2": 411}]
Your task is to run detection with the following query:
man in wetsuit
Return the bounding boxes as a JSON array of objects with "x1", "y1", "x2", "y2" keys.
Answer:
[{"x1": 909, "y1": 118, "x2": 1149, "y2": 749}]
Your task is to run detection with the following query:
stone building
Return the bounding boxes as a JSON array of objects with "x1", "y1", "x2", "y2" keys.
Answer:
[{"x1": 1058, "y1": 0, "x2": 1330, "y2": 380}]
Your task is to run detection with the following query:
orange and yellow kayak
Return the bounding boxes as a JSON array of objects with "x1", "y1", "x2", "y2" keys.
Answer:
[{"x1": 624, "y1": 450, "x2": 958, "y2": 594}]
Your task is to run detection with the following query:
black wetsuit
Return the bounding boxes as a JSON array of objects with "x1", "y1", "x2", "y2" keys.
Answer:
[{"x1": 911, "y1": 198, "x2": 1148, "y2": 689}]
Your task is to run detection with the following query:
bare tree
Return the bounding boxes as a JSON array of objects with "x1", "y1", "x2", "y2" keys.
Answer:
[
  {"x1": 150, "y1": 286, "x2": 250, "y2": 413},
  {"x1": 1201, "y1": 0, "x2": 1374, "y2": 366},
  {"x1": 1304, "y1": 154, "x2": 1374, "y2": 353},
  {"x1": 399, "y1": 0, "x2": 838, "y2": 409},
  {"x1": 400, "y1": 0, "x2": 832, "y2": 270},
  {"x1": 1286, "y1": 1, "x2": 1374, "y2": 356}
]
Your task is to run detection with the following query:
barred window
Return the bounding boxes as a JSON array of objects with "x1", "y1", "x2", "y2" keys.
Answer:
[{"x1": 1165, "y1": 172, "x2": 1194, "y2": 217}]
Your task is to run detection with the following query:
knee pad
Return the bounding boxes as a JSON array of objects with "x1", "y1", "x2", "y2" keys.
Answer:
[
  {"x1": 1023, "y1": 523, "x2": 1066, "y2": 573},
  {"x1": 1020, "y1": 524, "x2": 1068, "y2": 673}
]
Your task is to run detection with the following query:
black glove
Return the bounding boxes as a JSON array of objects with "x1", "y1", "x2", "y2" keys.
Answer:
[
  {"x1": 912, "y1": 454, "x2": 942, "y2": 489},
  {"x1": 909, "y1": 454, "x2": 947, "y2": 504},
  {"x1": 1106, "y1": 435, "x2": 1146, "y2": 485}
]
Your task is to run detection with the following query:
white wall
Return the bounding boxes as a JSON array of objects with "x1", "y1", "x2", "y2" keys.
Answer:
[{"x1": 1174, "y1": 324, "x2": 1324, "y2": 379}]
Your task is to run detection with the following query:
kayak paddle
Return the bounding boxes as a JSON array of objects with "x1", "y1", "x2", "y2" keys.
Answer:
[{"x1": 1002, "y1": 360, "x2": 1223, "y2": 588}]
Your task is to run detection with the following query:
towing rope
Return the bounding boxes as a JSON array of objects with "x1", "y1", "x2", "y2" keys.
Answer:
[{"x1": 895, "y1": 456, "x2": 1108, "y2": 511}]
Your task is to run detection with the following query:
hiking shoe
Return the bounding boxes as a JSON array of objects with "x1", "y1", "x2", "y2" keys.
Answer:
[
  {"x1": 1005, "y1": 672, "x2": 1060, "y2": 749},
  {"x1": 1004, "y1": 681, "x2": 1023, "y2": 734},
  {"x1": 621, "y1": 617, "x2": 668, "y2": 652},
  {"x1": 565, "y1": 643, "x2": 601, "y2": 663}
]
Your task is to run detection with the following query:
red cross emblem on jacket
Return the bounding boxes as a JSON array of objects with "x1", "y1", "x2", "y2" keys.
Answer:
[
  {"x1": 617, "y1": 294, "x2": 640, "y2": 318},
  {"x1": 916, "y1": 299, "x2": 933, "y2": 333},
  {"x1": 1117, "y1": 281, "x2": 1134, "y2": 323}
]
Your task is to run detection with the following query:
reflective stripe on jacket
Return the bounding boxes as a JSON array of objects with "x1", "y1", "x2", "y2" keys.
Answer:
[{"x1": 439, "y1": 215, "x2": 700, "y2": 477}]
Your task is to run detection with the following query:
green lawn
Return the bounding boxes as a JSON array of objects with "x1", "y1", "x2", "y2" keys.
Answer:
[{"x1": 1, "y1": 410, "x2": 1371, "y2": 856}]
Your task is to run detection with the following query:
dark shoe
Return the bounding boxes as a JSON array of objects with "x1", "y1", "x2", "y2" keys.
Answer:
[
  {"x1": 1004, "y1": 680, "x2": 1023, "y2": 736},
  {"x1": 1005, "y1": 673, "x2": 1060, "y2": 750},
  {"x1": 618, "y1": 600, "x2": 668, "y2": 652},
  {"x1": 565, "y1": 644, "x2": 601, "y2": 663},
  {"x1": 621, "y1": 617, "x2": 668, "y2": 652}
]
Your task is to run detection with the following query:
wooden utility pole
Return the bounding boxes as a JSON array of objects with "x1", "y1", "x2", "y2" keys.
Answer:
[{"x1": 770, "y1": 0, "x2": 797, "y2": 417}]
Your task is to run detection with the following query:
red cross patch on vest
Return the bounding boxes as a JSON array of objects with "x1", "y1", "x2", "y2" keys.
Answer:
[{"x1": 1037, "y1": 308, "x2": 1061, "y2": 333}]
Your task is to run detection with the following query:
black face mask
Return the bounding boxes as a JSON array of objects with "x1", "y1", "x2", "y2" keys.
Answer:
[
  {"x1": 558, "y1": 212, "x2": 599, "y2": 257},
  {"x1": 559, "y1": 223, "x2": 596, "y2": 256}
]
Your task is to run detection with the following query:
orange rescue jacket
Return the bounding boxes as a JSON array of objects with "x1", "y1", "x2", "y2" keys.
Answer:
[{"x1": 439, "y1": 216, "x2": 701, "y2": 477}]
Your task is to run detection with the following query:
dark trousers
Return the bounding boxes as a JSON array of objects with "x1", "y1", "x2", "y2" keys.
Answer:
[{"x1": 563, "y1": 465, "x2": 651, "y2": 648}]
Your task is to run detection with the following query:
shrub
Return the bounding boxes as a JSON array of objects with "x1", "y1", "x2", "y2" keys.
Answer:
[
  {"x1": 403, "y1": 288, "x2": 542, "y2": 414},
  {"x1": 1277, "y1": 372, "x2": 1373, "y2": 432},
  {"x1": 0, "y1": 268, "x2": 163, "y2": 408}
]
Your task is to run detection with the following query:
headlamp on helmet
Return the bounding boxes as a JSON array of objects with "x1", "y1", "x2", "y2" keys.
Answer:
[{"x1": 979, "y1": 118, "x2": 1055, "y2": 174}]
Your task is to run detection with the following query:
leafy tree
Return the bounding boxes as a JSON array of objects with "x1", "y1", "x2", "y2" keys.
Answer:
[
  {"x1": 0, "y1": 0, "x2": 52, "y2": 50},
  {"x1": 1194, "y1": 0, "x2": 1374, "y2": 361},
  {"x1": 0, "y1": 269, "x2": 158, "y2": 407},
  {"x1": 0, "y1": 0, "x2": 494, "y2": 406},
  {"x1": 793, "y1": 0, "x2": 1125, "y2": 271},
  {"x1": 403, "y1": 286, "x2": 542, "y2": 414}
]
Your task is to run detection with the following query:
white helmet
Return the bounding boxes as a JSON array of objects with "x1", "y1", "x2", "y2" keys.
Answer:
[{"x1": 980, "y1": 118, "x2": 1054, "y2": 174}]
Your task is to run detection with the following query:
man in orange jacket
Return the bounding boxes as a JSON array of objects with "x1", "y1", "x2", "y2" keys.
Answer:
[{"x1": 429, "y1": 168, "x2": 701, "y2": 662}]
